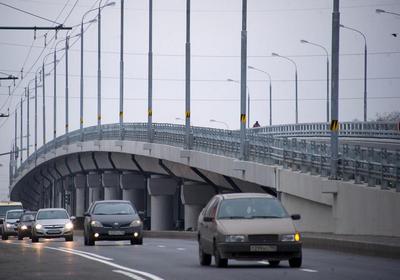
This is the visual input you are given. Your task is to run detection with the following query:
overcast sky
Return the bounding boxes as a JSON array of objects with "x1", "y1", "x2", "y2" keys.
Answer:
[{"x1": 0, "y1": 0, "x2": 399, "y2": 199}]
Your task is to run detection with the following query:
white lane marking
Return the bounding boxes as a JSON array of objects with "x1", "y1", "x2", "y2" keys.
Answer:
[
  {"x1": 43, "y1": 246, "x2": 164, "y2": 280},
  {"x1": 59, "y1": 247, "x2": 114, "y2": 261},
  {"x1": 300, "y1": 268, "x2": 318, "y2": 273},
  {"x1": 258, "y1": 261, "x2": 270, "y2": 265},
  {"x1": 157, "y1": 245, "x2": 165, "y2": 248},
  {"x1": 177, "y1": 248, "x2": 185, "y2": 251},
  {"x1": 113, "y1": 270, "x2": 147, "y2": 280}
]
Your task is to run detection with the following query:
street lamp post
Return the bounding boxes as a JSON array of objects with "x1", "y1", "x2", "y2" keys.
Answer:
[
  {"x1": 210, "y1": 119, "x2": 229, "y2": 130},
  {"x1": 340, "y1": 24, "x2": 367, "y2": 122},
  {"x1": 26, "y1": 87, "x2": 30, "y2": 159},
  {"x1": 185, "y1": 0, "x2": 191, "y2": 149},
  {"x1": 272, "y1": 52, "x2": 298, "y2": 124},
  {"x1": 80, "y1": 2, "x2": 115, "y2": 142},
  {"x1": 240, "y1": 0, "x2": 247, "y2": 160},
  {"x1": 148, "y1": 0, "x2": 153, "y2": 143},
  {"x1": 248, "y1": 66, "x2": 272, "y2": 126},
  {"x1": 120, "y1": 0, "x2": 124, "y2": 140},
  {"x1": 300, "y1": 39, "x2": 330, "y2": 123},
  {"x1": 20, "y1": 97, "x2": 23, "y2": 165},
  {"x1": 227, "y1": 78, "x2": 250, "y2": 128}
]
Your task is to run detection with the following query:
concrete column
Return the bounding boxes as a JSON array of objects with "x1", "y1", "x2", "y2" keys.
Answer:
[
  {"x1": 148, "y1": 176, "x2": 177, "y2": 230},
  {"x1": 87, "y1": 173, "x2": 103, "y2": 203},
  {"x1": 74, "y1": 174, "x2": 87, "y2": 218},
  {"x1": 120, "y1": 173, "x2": 146, "y2": 211},
  {"x1": 63, "y1": 176, "x2": 74, "y2": 215},
  {"x1": 102, "y1": 172, "x2": 121, "y2": 200},
  {"x1": 181, "y1": 183, "x2": 215, "y2": 231}
]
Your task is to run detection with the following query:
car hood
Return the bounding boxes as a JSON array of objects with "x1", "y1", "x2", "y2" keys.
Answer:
[
  {"x1": 91, "y1": 214, "x2": 139, "y2": 224},
  {"x1": 20, "y1": 221, "x2": 34, "y2": 226},
  {"x1": 36, "y1": 219, "x2": 70, "y2": 226},
  {"x1": 6, "y1": 219, "x2": 19, "y2": 224},
  {"x1": 217, "y1": 218, "x2": 296, "y2": 235}
]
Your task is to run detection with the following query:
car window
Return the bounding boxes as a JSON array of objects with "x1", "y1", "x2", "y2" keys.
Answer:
[
  {"x1": 21, "y1": 214, "x2": 35, "y2": 221},
  {"x1": 0, "y1": 205, "x2": 23, "y2": 216},
  {"x1": 205, "y1": 198, "x2": 219, "y2": 218},
  {"x1": 37, "y1": 210, "x2": 69, "y2": 220},
  {"x1": 217, "y1": 197, "x2": 289, "y2": 219},
  {"x1": 92, "y1": 203, "x2": 136, "y2": 215},
  {"x1": 6, "y1": 211, "x2": 23, "y2": 219}
]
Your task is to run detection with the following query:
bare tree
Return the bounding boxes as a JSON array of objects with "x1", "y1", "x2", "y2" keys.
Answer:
[{"x1": 374, "y1": 111, "x2": 400, "y2": 122}]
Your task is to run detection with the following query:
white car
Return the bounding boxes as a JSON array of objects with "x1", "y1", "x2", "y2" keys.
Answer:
[
  {"x1": 1, "y1": 209, "x2": 24, "y2": 240},
  {"x1": 32, "y1": 208, "x2": 75, "y2": 243}
]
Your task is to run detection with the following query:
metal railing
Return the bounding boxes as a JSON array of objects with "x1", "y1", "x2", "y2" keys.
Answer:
[{"x1": 13, "y1": 122, "x2": 400, "y2": 191}]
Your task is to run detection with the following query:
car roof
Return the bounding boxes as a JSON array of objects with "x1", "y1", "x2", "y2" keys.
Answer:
[
  {"x1": 220, "y1": 193, "x2": 275, "y2": 200},
  {"x1": 37, "y1": 208, "x2": 67, "y2": 211},
  {"x1": 6, "y1": 209, "x2": 24, "y2": 213},
  {"x1": 93, "y1": 200, "x2": 131, "y2": 204}
]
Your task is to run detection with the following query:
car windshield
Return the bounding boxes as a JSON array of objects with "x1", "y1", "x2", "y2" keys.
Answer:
[
  {"x1": 37, "y1": 210, "x2": 69, "y2": 220},
  {"x1": 21, "y1": 214, "x2": 35, "y2": 222},
  {"x1": 6, "y1": 211, "x2": 24, "y2": 219},
  {"x1": 217, "y1": 197, "x2": 289, "y2": 219},
  {"x1": 0, "y1": 205, "x2": 23, "y2": 216},
  {"x1": 93, "y1": 203, "x2": 135, "y2": 215}
]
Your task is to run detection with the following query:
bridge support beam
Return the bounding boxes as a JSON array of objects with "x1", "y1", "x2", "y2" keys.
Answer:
[
  {"x1": 120, "y1": 173, "x2": 146, "y2": 211},
  {"x1": 74, "y1": 174, "x2": 87, "y2": 224},
  {"x1": 148, "y1": 176, "x2": 177, "y2": 230},
  {"x1": 102, "y1": 172, "x2": 121, "y2": 200},
  {"x1": 87, "y1": 173, "x2": 103, "y2": 203},
  {"x1": 181, "y1": 183, "x2": 215, "y2": 231}
]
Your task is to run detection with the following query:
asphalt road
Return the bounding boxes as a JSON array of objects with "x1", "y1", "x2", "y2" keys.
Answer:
[{"x1": 0, "y1": 236, "x2": 399, "y2": 280}]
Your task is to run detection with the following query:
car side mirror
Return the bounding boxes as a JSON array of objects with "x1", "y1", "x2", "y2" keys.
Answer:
[
  {"x1": 16, "y1": 220, "x2": 20, "y2": 223},
  {"x1": 291, "y1": 214, "x2": 301, "y2": 220},
  {"x1": 203, "y1": 216, "x2": 213, "y2": 222},
  {"x1": 0, "y1": 219, "x2": 3, "y2": 224},
  {"x1": 70, "y1": 216, "x2": 76, "y2": 221},
  {"x1": 84, "y1": 212, "x2": 91, "y2": 217}
]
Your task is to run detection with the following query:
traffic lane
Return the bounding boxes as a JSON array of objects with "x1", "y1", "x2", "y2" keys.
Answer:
[
  {"x1": 0, "y1": 239, "x2": 128, "y2": 280},
  {"x1": 43, "y1": 236, "x2": 400, "y2": 280}
]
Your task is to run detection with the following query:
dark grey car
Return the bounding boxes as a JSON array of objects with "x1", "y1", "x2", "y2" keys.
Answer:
[{"x1": 83, "y1": 200, "x2": 143, "y2": 246}]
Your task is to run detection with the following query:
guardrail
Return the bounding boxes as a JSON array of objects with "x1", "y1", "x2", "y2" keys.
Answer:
[
  {"x1": 250, "y1": 121, "x2": 400, "y2": 139},
  {"x1": 13, "y1": 122, "x2": 400, "y2": 191}
]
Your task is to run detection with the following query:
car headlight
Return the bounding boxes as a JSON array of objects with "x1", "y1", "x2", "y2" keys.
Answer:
[
  {"x1": 129, "y1": 220, "x2": 142, "y2": 227},
  {"x1": 21, "y1": 225, "x2": 28, "y2": 230},
  {"x1": 225, "y1": 235, "x2": 246, "y2": 242},
  {"x1": 35, "y1": 224, "x2": 42, "y2": 230},
  {"x1": 6, "y1": 223, "x2": 12, "y2": 228},
  {"x1": 281, "y1": 232, "x2": 301, "y2": 242},
  {"x1": 90, "y1": 220, "x2": 103, "y2": 227},
  {"x1": 65, "y1": 222, "x2": 74, "y2": 230}
]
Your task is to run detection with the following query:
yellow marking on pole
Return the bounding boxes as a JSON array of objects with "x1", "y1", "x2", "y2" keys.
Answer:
[
  {"x1": 80, "y1": 118, "x2": 83, "y2": 124},
  {"x1": 185, "y1": 111, "x2": 190, "y2": 118},
  {"x1": 240, "y1": 114, "x2": 246, "y2": 123},
  {"x1": 97, "y1": 115, "x2": 101, "y2": 121},
  {"x1": 119, "y1": 111, "x2": 123, "y2": 117},
  {"x1": 330, "y1": 120, "x2": 339, "y2": 131},
  {"x1": 148, "y1": 109, "x2": 152, "y2": 117}
]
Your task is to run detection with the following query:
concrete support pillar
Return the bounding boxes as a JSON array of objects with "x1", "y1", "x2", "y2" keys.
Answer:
[
  {"x1": 74, "y1": 174, "x2": 87, "y2": 218},
  {"x1": 63, "y1": 176, "x2": 74, "y2": 215},
  {"x1": 148, "y1": 176, "x2": 177, "y2": 230},
  {"x1": 181, "y1": 183, "x2": 215, "y2": 231},
  {"x1": 120, "y1": 173, "x2": 146, "y2": 211},
  {"x1": 102, "y1": 172, "x2": 121, "y2": 200},
  {"x1": 87, "y1": 173, "x2": 103, "y2": 203}
]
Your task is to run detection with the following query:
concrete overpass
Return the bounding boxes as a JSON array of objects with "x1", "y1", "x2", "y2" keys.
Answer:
[{"x1": 9, "y1": 123, "x2": 400, "y2": 237}]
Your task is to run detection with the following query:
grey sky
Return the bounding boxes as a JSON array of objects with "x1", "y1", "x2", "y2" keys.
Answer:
[{"x1": 0, "y1": 0, "x2": 399, "y2": 199}]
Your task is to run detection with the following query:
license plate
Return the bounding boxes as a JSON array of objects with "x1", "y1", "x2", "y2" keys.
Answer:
[
  {"x1": 47, "y1": 230, "x2": 61, "y2": 234},
  {"x1": 108, "y1": 230, "x2": 125, "y2": 236},
  {"x1": 250, "y1": 245, "x2": 277, "y2": 252}
]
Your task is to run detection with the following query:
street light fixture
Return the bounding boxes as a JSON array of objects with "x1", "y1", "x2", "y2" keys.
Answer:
[
  {"x1": 227, "y1": 78, "x2": 251, "y2": 128},
  {"x1": 340, "y1": 24, "x2": 368, "y2": 122},
  {"x1": 300, "y1": 39, "x2": 330, "y2": 122},
  {"x1": 376, "y1": 9, "x2": 400, "y2": 16},
  {"x1": 248, "y1": 65, "x2": 272, "y2": 126},
  {"x1": 210, "y1": 119, "x2": 230, "y2": 130},
  {"x1": 272, "y1": 52, "x2": 298, "y2": 124}
]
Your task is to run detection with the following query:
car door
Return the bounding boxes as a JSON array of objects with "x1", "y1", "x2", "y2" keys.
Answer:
[{"x1": 202, "y1": 198, "x2": 220, "y2": 253}]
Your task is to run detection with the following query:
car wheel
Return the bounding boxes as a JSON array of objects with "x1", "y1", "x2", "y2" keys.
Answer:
[
  {"x1": 268, "y1": 260, "x2": 280, "y2": 267},
  {"x1": 84, "y1": 233, "x2": 88, "y2": 245},
  {"x1": 31, "y1": 235, "x2": 39, "y2": 243},
  {"x1": 198, "y1": 242, "x2": 211, "y2": 266},
  {"x1": 18, "y1": 234, "x2": 23, "y2": 241},
  {"x1": 130, "y1": 237, "x2": 143, "y2": 245},
  {"x1": 214, "y1": 243, "x2": 228, "y2": 268},
  {"x1": 289, "y1": 256, "x2": 302, "y2": 268},
  {"x1": 65, "y1": 235, "x2": 74, "y2": 242},
  {"x1": 2, "y1": 234, "x2": 8, "y2": 240}
]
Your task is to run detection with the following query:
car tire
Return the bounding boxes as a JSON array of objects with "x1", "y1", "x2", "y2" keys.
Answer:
[
  {"x1": 84, "y1": 233, "x2": 88, "y2": 245},
  {"x1": 268, "y1": 260, "x2": 280, "y2": 267},
  {"x1": 18, "y1": 234, "x2": 23, "y2": 241},
  {"x1": 2, "y1": 234, "x2": 8, "y2": 240},
  {"x1": 214, "y1": 243, "x2": 228, "y2": 268},
  {"x1": 31, "y1": 235, "x2": 39, "y2": 243},
  {"x1": 289, "y1": 256, "x2": 302, "y2": 268},
  {"x1": 130, "y1": 237, "x2": 143, "y2": 245},
  {"x1": 65, "y1": 235, "x2": 73, "y2": 242},
  {"x1": 199, "y1": 242, "x2": 212, "y2": 266}
]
